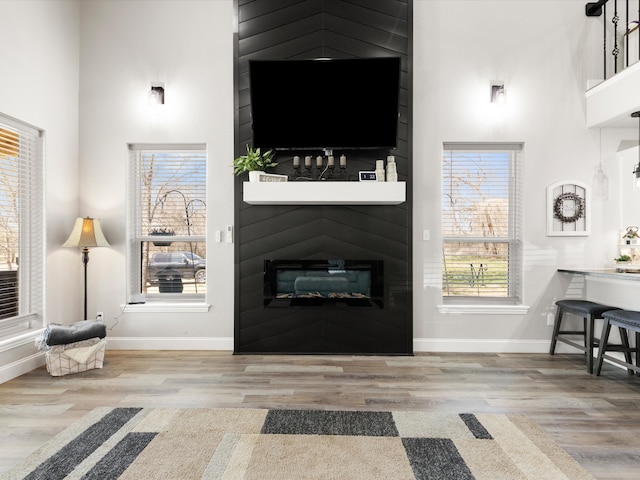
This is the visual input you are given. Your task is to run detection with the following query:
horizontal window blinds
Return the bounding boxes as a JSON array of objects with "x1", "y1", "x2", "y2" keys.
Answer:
[
  {"x1": 135, "y1": 149, "x2": 207, "y2": 239},
  {"x1": 0, "y1": 115, "x2": 44, "y2": 336},
  {"x1": 442, "y1": 144, "x2": 522, "y2": 301},
  {"x1": 128, "y1": 144, "x2": 207, "y2": 299},
  {"x1": 442, "y1": 149, "x2": 512, "y2": 239}
]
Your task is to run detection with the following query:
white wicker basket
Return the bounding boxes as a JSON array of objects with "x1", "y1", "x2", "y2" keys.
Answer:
[{"x1": 45, "y1": 338, "x2": 106, "y2": 377}]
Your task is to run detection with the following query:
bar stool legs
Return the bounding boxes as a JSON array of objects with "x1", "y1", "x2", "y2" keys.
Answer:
[
  {"x1": 549, "y1": 300, "x2": 620, "y2": 374},
  {"x1": 595, "y1": 310, "x2": 640, "y2": 376}
]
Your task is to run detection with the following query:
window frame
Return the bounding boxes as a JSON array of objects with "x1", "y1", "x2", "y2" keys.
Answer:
[
  {"x1": 126, "y1": 143, "x2": 208, "y2": 308},
  {"x1": 441, "y1": 142, "x2": 523, "y2": 306}
]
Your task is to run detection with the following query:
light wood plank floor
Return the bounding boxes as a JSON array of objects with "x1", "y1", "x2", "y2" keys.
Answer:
[{"x1": 1, "y1": 351, "x2": 640, "y2": 479}]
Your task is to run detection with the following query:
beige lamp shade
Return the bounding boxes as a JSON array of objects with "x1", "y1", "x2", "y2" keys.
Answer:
[{"x1": 63, "y1": 217, "x2": 110, "y2": 248}]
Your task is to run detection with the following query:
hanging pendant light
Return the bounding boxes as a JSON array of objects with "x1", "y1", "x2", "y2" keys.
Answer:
[
  {"x1": 593, "y1": 130, "x2": 608, "y2": 200},
  {"x1": 593, "y1": 164, "x2": 609, "y2": 200},
  {"x1": 633, "y1": 111, "x2": 640, "y2": 190}
]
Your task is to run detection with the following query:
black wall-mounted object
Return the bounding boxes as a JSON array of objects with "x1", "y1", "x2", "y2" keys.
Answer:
[
  {"x1": 249, "y1": 57, "x2": 401, "y2": 150},
  {"x1": 233, "y1": 0, "x2": 413, "y2": 355},
  {"x1": 585, "y1": 0, "x2": 606, "y2": 16}
]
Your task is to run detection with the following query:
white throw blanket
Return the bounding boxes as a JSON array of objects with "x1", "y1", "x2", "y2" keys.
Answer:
[{"x1": 62, "y1": 341, "x2": 104, "y2": 364}]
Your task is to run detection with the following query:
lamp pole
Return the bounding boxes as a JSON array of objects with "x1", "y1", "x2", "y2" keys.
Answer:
[{"x1": 82, "y1": 247, "x2": 89, "y2": 320}]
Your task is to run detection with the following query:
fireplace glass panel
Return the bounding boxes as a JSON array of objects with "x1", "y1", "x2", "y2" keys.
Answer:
[{"x1": 264, "y1": 260, "x2": 383, "y2": 307}]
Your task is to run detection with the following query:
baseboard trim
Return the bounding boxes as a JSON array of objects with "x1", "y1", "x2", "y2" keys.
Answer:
[
  {"x1": 107, "y1": 337, "x2": 556, "y2": 354},
  {"x1": 0, "y1": 352, "x2": 44, "y2": 384},
  {"x1": 413, "y1": 338, "x2": 558, "y2": 353},
  {"x1": 106, "y1": 336, "x2": 234, "y2": 351}
]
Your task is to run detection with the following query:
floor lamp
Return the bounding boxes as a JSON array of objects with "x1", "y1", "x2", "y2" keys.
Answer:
[{"x1": 63, "y1": 217, "x2": 110, "y2": 320}]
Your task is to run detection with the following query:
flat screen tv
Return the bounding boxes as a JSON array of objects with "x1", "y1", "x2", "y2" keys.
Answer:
[{"x1": 249, "y1": 57, "x2": 401, "y2": 150}]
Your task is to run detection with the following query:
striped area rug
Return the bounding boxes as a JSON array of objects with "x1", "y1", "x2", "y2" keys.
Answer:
[{"x1": 3, "y1": 408, "x2": 595, "y2": 480}]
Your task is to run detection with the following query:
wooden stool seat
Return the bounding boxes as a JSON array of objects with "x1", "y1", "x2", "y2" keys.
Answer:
[
  {"x1": 549, "y1": 299, "x2": 620, "y2": 373},
  {"x1": 595, "y1": 310, "x2": 640, "y2": 376}
]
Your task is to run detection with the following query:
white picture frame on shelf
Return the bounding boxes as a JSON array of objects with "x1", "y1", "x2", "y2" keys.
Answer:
[{"x1": 546, "y1": 181, "x2": 590, "y2": 236}]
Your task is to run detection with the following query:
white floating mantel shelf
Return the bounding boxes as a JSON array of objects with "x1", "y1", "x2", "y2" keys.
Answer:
[{"x1": 243, "y1": 181, "x2": 406, "y2": 205}]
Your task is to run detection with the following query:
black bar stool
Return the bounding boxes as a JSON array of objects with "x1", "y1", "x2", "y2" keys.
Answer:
[
  {"x1": 595, "y1": 310, "x2": 640, "y2": 376},
  {"x1": 549, "y1": 299, "x2": 620, "y2": 373}
]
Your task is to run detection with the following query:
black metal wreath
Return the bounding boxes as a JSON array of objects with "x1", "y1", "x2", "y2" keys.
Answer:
[{"x1": 553, "y1": 192, "x2": 585, "y2": 223}]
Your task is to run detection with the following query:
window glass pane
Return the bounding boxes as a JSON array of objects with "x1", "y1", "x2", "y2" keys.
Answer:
[
  {"x1": 442, "y1": 151, "x2": 510, "y2": 238},
  {"x1": 139, "y1": 151, "x2": 206, "y2": 237},
  {"x1": 442, "y1": 242, "x2": 509, "y2": 297},
  {"x1": 0, "y1": 129, "x2": 20, "y2": 319},
  {"x1": 141, "y1": 241, "x2": 206, "y2": 295}
]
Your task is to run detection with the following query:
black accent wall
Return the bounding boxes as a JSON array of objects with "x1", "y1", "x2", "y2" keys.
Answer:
[{"x1": 233, "y1": 0, "x2": 413, "y2": 354}]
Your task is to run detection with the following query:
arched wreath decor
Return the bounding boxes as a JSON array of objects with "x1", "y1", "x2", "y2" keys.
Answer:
[
  {"x1": 546, "y1": 181, "x2": 590, "y2": 236},
  {"x1": 553, "y1": 192, "x2": 585, "y2": 223}
]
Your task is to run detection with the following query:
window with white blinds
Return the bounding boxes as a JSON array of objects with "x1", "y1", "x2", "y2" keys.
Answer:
[
  {"x1": 128, "y1": 144, "x2": 207, "y2": 301},
  {"x1": 442, "y1": 143, "x2": 522, "y2": 303},
  {"x1": 0, "y1": 114, "x2": 44, "y2": 339}
]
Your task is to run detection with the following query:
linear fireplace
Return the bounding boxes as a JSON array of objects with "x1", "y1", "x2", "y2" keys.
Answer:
[{"x1": 264, "y1": 259, "x2": 383, "y2": 308}]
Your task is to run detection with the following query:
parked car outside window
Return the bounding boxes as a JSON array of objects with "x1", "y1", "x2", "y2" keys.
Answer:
[{"x1": 148, "y1": 252, "x2": 206, "y2": 284}]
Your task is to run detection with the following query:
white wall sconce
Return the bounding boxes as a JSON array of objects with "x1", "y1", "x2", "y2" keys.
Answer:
[
  {"x1": 148, "y1": 83, "x2": 165, "y2": 107},
  {"x1": 490, "y1": 83, "x2": 505, "y2": 104}
]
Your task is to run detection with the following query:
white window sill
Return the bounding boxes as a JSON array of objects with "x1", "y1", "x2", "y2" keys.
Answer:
[
  {"x1": 437, "y1": 304, "x2": 530, "y2": 315},
  {"x1": 0, "y1": 328, "x2": 44, "y2": 353},
  {"x1": 123, "y1": 302, "x2": 210, "y2": 314}
]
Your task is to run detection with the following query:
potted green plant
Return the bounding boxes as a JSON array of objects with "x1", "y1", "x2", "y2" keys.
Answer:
[
  {"x1": 149, "y1": 227, "x2": 175, "y2": 246},
  {"x1": 614, "y1": 254, "x2": 632, "y2": 264},
  {"x1": 233, "y1": 145, "x2": 277, "y2": 181}
]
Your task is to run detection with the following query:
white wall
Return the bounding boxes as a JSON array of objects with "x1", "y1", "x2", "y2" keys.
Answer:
[
  {"x1": 78, "y1": 0, "x2": 235, "y2": 348},
  {"x1": 413, "y1": 0, "x2": 638, "y2": 352},
  {"x1": 3, "y1": 1, "x2": 636, "y2": 373},
  {"x1": 81, "y1": 0, "x2": 638, "y2": 352},
  {"x1": 0, "y1": 0, "x2": 80, "y2": 378}
]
